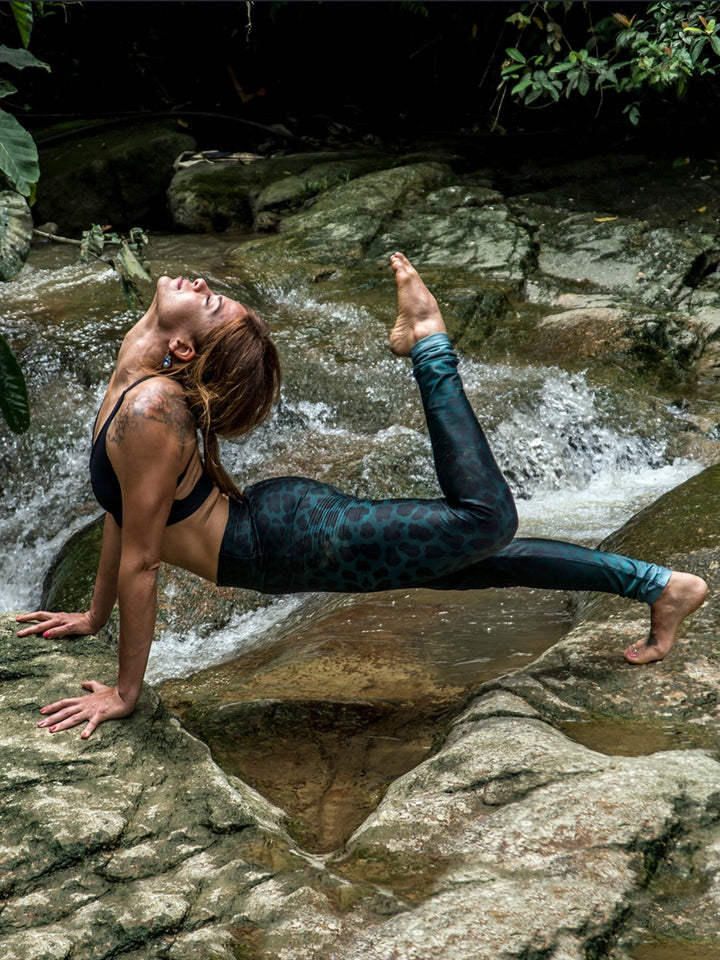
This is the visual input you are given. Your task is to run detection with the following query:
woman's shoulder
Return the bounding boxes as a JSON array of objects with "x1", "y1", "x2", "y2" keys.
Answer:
[{"x1": 110, "y1": 376, "x2": 195, "y2": 445}]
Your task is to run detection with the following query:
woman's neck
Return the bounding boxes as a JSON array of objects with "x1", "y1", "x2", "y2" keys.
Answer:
[{"x1": 111, "y1": 309, "x2": 165, "y2": 387}]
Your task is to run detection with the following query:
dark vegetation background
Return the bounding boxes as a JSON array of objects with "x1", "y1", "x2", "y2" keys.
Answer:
[{"x1": 11, "y1": 1, "x2": 718, "y2": 158}]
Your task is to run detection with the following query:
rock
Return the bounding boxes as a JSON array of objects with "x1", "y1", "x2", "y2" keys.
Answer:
[
  {"x1": 33, "y1": 122, "x2": 196, "y2": 235},
  {"x1": 369, "y1": 183, "x2": 534, "y2": 286},
  {"x1": 159, "y1": 610, "x2": 469, "y2": 853},
  {"x1": 0, "y1": 614, "x2": 402, "y2": 959},
  {"x1": 225, "y1": 161, "x2": 454, "y2": 281},
  {"x1": 40, "y1": 515, "x2": 276, "y2": 651},
  {"x1": 167, "y1": 150, "x2": 389, "y2": 233},
  {"x1": 527, "y1": 303, "x2": 706, "y2": 384}
]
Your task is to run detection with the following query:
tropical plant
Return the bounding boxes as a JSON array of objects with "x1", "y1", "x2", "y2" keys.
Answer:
[
  {"x1": 0, "y1": 2, "x2": 49, "y2": 198},
  {"x1": 0, "y1": 331, "x2": 28, "y2": 433},
  {"x1": 0, "y1": 1, "x2": 50, "y2": 433},
  {"x1": 497, "y1": 2, "x2": 720, "y2": 125}
]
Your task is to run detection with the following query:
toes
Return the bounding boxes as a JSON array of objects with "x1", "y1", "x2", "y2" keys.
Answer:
[{"x1": 623, "y1": 636, "x2": 665, "y2": 665}]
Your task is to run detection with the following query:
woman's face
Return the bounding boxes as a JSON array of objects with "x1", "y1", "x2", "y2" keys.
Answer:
[{"x1": 156, "y1": 275, "x2": 247, "y2": 336}]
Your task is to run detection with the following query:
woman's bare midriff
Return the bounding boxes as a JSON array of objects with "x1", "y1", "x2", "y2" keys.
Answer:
[{"x1": 160, "y1": 484, "x2": 230, "y2": 583}]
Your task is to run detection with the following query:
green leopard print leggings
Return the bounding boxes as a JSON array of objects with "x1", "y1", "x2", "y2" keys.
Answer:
[{"x1": 217, "y1": 333, "x2": 671, "y2": 605}]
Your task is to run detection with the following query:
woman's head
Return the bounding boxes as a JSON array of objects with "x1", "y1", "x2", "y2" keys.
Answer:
[
  {"x1": 155, "y1": 278, "x2": 282, "y2": 497},
  {"x1": 185, "y1": 304, "x2": 282, "y2": 437}
]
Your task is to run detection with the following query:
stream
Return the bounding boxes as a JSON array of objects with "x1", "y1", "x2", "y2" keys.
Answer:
[{"x1": 0, "y1": 234, "x2": 705, "y2": 684}]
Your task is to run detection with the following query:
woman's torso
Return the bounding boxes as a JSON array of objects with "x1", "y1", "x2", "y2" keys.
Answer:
[{"x1": 92, "y1": 375, "x2": 230, "y2": 582}]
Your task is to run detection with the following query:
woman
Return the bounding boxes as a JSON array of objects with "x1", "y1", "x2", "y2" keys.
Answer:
[{"x1": 17, "y1": 253, "x2": 708, "y2": 739}]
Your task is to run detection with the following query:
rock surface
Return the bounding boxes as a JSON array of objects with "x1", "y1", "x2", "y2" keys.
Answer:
[
  {"x1": 33, "y1": 121, "x2": 196, "y2": 235},
  {"x1": 5, "y1": 465, "x2": 720, "y2": 959}
]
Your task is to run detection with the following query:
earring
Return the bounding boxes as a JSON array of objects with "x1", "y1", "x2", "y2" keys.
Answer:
[{"x1": 162, "y1": 351, "x2": 171, "y2": 369}]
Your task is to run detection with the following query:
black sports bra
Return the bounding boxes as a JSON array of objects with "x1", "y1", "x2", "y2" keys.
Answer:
[{"x1": 89, "y1": 376, "x2": 214, "y2": 527}]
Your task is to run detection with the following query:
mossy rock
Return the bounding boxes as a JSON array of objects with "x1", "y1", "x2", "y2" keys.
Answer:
[{"x1": 41, "y1": 515, "x2": 104, "y2": 611}]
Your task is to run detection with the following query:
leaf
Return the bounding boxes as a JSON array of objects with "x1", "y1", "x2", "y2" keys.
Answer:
[
  {"x1": 0, "y1": 44, "x2": 50, "y2": 72},
  {"x1": 511, "y1": 74, "x2": 534, "y2": 95},
  {"x1": 0, "y1": 332, "x2": 29, "y2": 434},
  {"x1": 505, "y1": 47, "x2": 527, "y2": 64},
  {"x1": 80, "y1": 224, "x2": 106, "y2": 260},
  {"x1": 0, "y1": 190, "x2": 33, "y2": 280},
  {"x1": 10, "y1": 1, "x2": 33, "y2": 48},
  {"x1": 0, "y1": 80, "x2": 18, "y2": 100},
  {"x1": 0, "y1": 109, "x2": 38, "y2": 197},
  {"x1": 613, "y1": 12, "x2": 636, "y2": 28}
]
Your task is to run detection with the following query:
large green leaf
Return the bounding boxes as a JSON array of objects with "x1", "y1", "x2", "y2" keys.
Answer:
[
  {"x1": 10, "y1": 2, "x2": 33, "y2": 49},
  {"x1": 0, "y1": 331, "x2": 29, "y2": 434},
  {"x1": 0, "y1": 108, "x2": 38, "y2": 197},
  {"x1": 0, "y1": 44, "x2": 50, "y2": 72}
]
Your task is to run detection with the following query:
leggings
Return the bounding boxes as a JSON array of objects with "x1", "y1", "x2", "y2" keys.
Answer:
[{"x1": 217, "y1": 333, "x2": 671, "y2": 605}]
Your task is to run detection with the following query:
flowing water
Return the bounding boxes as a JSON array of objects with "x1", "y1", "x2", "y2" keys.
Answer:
[{"x1": 0, "y1": 234, "x2": 707, "y2": 683}]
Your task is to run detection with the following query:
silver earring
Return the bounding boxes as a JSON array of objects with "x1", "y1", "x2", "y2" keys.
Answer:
[{"x1": 162, "y1": 352, "x2": 171, "y2": 368}]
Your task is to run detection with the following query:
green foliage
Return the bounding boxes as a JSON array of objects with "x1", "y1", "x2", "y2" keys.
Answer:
[
  {"x1": 498, "y1": 2, "x2": 720, "y2": 123},
  {"x1": 0, "y1": 44, "x2": 49, "y2": 70},
  {"x1": 0, "y1": 2, "x2": 52, "y2": 431},
  {"x1": 9, "y1": 0, "x2": 33, "y2": 48},
  {"x1": 0, "y1": 6, "x2": 50, "y2": 198},
  {"x1": 0, "y1": 331, "x2": 29, "y2": 433},
  {"x1": 0, "y1": 109, "x2": 40, "y2": 199}
]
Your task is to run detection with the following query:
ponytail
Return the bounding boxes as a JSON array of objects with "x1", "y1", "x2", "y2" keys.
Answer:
[{"x1": 158, "y1": 306, "x2": 281, "y2": 499}]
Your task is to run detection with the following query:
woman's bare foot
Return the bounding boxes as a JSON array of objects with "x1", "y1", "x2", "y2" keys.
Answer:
[
  {"x1": 624, "y1": 571, "x2": 708, "y2": 664},
  {"x1": 389, "y1": 252, "x2": 447, "y2": 356}
]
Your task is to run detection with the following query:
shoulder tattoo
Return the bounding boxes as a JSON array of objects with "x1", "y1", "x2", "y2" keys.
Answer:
[{"x1": 109, "y1": 385, "x2": 195, "y2": 446}]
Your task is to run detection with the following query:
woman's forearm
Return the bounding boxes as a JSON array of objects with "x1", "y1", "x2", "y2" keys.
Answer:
[
  {"x1": 115, "y1": 562, "x2": 159, "y2": 706},
  {"x1": 87, "y1": 514, "x2": 122, "y2": 629}
]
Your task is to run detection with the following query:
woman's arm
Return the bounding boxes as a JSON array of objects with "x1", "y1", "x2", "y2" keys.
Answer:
[
  {"x1": 17, "y1": 512, "x2": 122, "y2": 639},
  {"x1": 30, "y1": 379, "x2": 194, "y2": 738}
]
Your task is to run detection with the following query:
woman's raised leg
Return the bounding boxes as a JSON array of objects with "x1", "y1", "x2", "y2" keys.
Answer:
[{"x1": 235, "y1": 253, "x2": 519, "y2": 594}]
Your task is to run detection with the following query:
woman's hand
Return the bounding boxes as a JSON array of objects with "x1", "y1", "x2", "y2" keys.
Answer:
[
  {"x1": 37, "y1": 681, "x2": 136, "y2": 739},
  {"x1": 16, "y1": 610, "x2": 101, "y2": 640}
]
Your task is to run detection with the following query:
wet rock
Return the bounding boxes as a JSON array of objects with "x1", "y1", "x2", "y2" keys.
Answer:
[
  {"x1": 34, "y1": 122, "x2": 196, "y2": 235},
  {"x1": 40, "y1": 515, "x2": 274, "y2": 649},
  {"x1": 526, "y1": 302, "x2": 706, "y2": 385},
  {"x1": 0, "y1": 615, "x2": 291, "y2": 956},
  {"x1": 160, "y1": 614, "x2": 468, "y2": 854},
  {"x1": 225, "y1": 161, "x2": 453, "y2": 280},
  {"x1": 167, "y1": 150, "x2": 390, "y2": 233},
  {"x1": 368, "y1": 183, "x2": 533, "y2": 286}
]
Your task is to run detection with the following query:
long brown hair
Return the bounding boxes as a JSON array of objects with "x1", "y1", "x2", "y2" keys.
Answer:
[{"x1": 160, "y1": 306, "x2": 281, "y2": 499}]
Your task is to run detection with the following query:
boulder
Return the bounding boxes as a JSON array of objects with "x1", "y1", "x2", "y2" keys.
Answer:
[
  {"x1": 33, "y1": 122, "x2": 196, "y2": 235},
  {"x1": 167, "y1": 150, "x2": 390, "y2": 233}
]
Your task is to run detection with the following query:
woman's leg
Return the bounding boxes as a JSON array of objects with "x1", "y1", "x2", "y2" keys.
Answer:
[
  {"x1": 423, "y1": 537, "x2": 671, "y2": 603},
  {"x1": 217, "y1": 253, "x2": 706, "y2": 662},
  {"x1": 243, "y1": 331, "x2": 518, "y2": 594},
  {"x1": 221, "y1": 256, "x2": 517, "y2": 595},
  {"x1": 423, "y1": 540, "x2": 706, "y2": 664}
]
